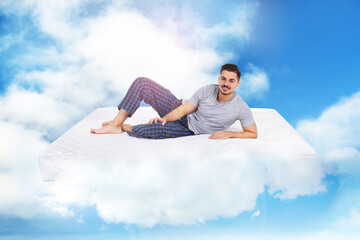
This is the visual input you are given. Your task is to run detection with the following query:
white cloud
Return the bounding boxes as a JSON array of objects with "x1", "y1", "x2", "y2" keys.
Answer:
[
  {"x1": 0, "y1": 120, "x2": 49, "y2": 218},
  {"x1": 297, "y1": 90, "x2": 360, "y2": 171},
  {"x1": 192, "y1": 1, "x2": 258, "y2": 49},
  {"x1": 43, "y1": 150, "x2": 323, "y2": 226},
  {"x1": 47, "y1": 156, "x2": 266, "y2": 226},
  {"x1": 0, "y1": 0, "x2": 266, "y2": 103},
  {"x1": 239, "y1": 63, "x2": 270, "y2": 100},
  {"x1": 325, "y1": 147, "x2": 360, "y2": 163},
  {"x1": 336, "y1": 209, "x2": 360, "y2": 230},
  {"x1": 0, "y1": 120, "x2": 79, "y2": 219},
  {"x1": 251, "y1": 209, "x2": 260, "y2": 218},
  {"x1": 0, "y1": 0, "x2": 268, "y2": 137}
]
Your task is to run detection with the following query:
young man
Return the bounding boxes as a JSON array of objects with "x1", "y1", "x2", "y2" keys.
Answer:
[{"x1": 90, "y1": 63, "x2": 257, "y2": 140}]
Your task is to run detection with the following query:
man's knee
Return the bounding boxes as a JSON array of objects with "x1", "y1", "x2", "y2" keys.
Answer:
[
  {"x1": 133, "y1": 77, "x2": 152, "y2": 86},
  {"x1": 131, "y1": 123, "x2": 162, "y2": 138}
]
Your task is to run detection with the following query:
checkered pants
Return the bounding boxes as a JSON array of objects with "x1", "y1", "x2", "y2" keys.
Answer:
[{"x1": 118, "y1": 77, "x2": 194, "y2": 139}]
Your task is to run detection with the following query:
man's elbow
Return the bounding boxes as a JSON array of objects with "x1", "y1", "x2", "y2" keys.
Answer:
[
  {"x1": 247, "y1": 131, "x2": 257, "y2": 139},
  {"x1": 252, "y1": 132, "x2": 258, "y2": 139},
  {"x1": 243, "y1": 123, "x2": 257, "y2": 139},
  {"x1": 241, "y1": 130, "x2": 257, "y2": 139},
  {"x1": 251, "y1": 124, "x2": 258, "y2": 139}
]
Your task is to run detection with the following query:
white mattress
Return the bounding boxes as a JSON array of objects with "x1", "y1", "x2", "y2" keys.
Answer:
[{"x1": 38, "y1": 107, "x2": 317, "y2": 181}]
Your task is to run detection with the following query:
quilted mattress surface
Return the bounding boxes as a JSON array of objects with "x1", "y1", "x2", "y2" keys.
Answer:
[{"x1": 38, "y1": 107, "x2": 317, "y2": 181}]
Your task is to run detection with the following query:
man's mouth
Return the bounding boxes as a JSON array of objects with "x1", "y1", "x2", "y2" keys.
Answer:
[{"x1": 221, "y1": 86, "x2": 230, "y2": 90}]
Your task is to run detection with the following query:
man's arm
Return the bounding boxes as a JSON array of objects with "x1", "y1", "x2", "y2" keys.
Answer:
[
  {"x1": 209, "y1": 123, "x2": 258, "y2": 140},
  {"x1": 149, "y1": 100, "x2": 197, "y2": 125}
]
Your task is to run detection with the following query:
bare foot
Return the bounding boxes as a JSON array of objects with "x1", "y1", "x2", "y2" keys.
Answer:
[
  {"x1": 90, "y1": 123, "x2": 123, "y2": 134},
  {"x1": 122, "y1": 124, "x2": 133, "y2": 132},
  {"x1": 102, "y1": 120, "x2": 112, "y2": 127}
]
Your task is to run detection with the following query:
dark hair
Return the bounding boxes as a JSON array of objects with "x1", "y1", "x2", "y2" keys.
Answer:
[{"x1": 220, "y1": 63, "x2": 241, "y2": 81}]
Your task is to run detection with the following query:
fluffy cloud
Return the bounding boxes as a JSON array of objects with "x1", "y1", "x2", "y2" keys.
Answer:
[
  {"x1": 297, "y1": 90, "x2": 360, "y2": 171},
  {"x1": 46, "y1": 154, "x2": 265, "y2": 226},
  {"x1": 0, "y1": 3, "x2": 221, "y2": 137},
  {"x1": 294, "y1": 90, "x2": 360, "y2": 239},
  {"x1": 43, "y1": 147, "x2": 323, "y2": 226},
  {"x1": 1, "y1": 0, "x2": 268, "y2": 134},
  {"x1": 0, "y1": 121, "x2": 45, "y2": 218},
  {"x1": 251, "y1": 209, "x2": 260, "y2": 218},
  {"x1": 336, "y1": 209, "x2": 360, "y2": 230},
  {"x1": 0, "y1": 120, "x2": 73, "y2": 218},
  {"x1": 239, "y1": 63, "x2": 270, "y2": 99}
]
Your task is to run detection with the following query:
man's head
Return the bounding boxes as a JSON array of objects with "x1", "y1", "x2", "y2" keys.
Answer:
[
  {"x1": 221, "y1": 63, "x2": 241, "y2": 81},
  {"x1": 218, "y1": 63, "x2": 241, "y2": 97}
]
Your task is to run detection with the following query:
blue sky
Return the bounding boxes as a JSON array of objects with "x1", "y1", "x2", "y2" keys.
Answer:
[{"x1": 1, "y1": 0, "x2": 360, "y2": 239}]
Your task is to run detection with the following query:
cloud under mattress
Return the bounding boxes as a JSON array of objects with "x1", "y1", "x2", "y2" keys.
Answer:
[
  {"x1": 39, "y1": 107, "x2": 318, "y2": 182},
  {"x1": 38, "y1": 107, "x2": 325, "y2": 225}
]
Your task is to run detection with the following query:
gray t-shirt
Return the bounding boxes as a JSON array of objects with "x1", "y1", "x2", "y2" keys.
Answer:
[{"x1": 187, "y1": 84, "x2": 255, "y2": 134}]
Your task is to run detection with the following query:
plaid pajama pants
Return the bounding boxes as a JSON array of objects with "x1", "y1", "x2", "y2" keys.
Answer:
[{"x1": 117, "y1": 77, "x2": 195, "y2": 139}]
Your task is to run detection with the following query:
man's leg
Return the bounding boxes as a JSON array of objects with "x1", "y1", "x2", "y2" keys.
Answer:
[
  {"x1": 128, "y1": 121, "x2": 194, "y2": 139},
  {"x1": 91, "y1": 77, "x2": 182, "y2": 134},
  {"x1": 117, "y1": 77, "x2": 180, "y2": 118}
]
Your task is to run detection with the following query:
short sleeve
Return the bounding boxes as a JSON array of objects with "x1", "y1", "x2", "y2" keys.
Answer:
[
  {"x1": 239, "y1": 103, "x2": 255, "y2": 127},
  {"x1": 189, "y1": 86, "x2": 204, "y2": 107}
]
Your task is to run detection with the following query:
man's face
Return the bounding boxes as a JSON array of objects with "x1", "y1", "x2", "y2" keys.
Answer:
[{"x1": 218, "y1": 70, "x2": 240, "y2": 96}]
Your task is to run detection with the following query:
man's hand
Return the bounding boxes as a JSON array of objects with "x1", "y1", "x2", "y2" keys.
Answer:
[
  {"x1": 148, "y1": 117, "x2": 167, "y2": 125},
  {"x1": 209, "y1": 131, "x2": 231, "y2": 140},
  {"x1": 209, "y1": 124, "x2": 258, "y2": 139}
]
